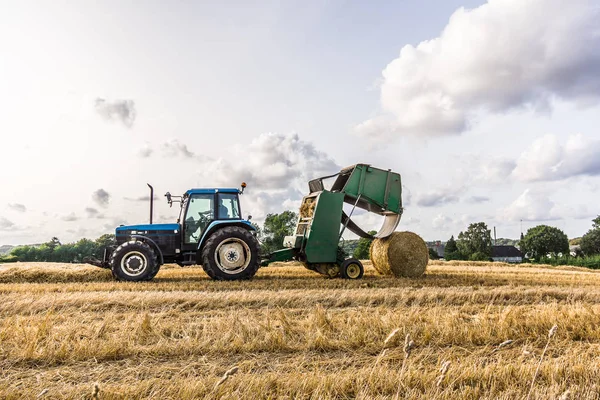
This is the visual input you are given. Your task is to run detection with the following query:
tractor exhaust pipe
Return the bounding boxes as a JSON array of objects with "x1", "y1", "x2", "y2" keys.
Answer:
[{"x1": 147, "y1": 183, "x2": 154, "y2": 224}]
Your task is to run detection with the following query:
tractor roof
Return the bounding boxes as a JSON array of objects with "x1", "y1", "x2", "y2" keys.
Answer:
[{"x1": 185, "y1": 188, "x2": 240, "y2": 195}]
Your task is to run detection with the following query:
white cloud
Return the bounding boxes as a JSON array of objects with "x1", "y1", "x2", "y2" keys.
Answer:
[
  {"x1": 7, "y1": 203, "x2": 26, "y2": 213},
  {"x1": 242, "y1": 187, "x2": 304, "y2": 221},
  {"x1": 416, "y1": 188, "x2": 459, "y2": 207},
  {"x1": 402, "y1": 185, "x2": 412, "y2": 207},
  {"x1": 199, "y1": 132, "x2": 339, "y2": 192},
  {"x1": 501, "y1": 189, "x2": 556, "y2": 222},
  {"x1": 357, "y1": 0, "x2": 600, "y2": 139},
  {"x1": 0, "y1": 217, "x2": 15, "y2": 231},
  {"x1": 138, "y1": 143, "x2": 153, "y2": 158},
  {"x1": 94, "y1": 98, "x2": 136, "y2": 128},
  {"x1": 432, "y1": 214, "x2": 453, "y2": 230},
  {"x1": 500, "y1": 188, "x2": 593, "y2": 222},
  {"x1": 466, "y1": 196, "x2": 490, "y2": 204},
  {"x1": 512, "y1": 134, "x2": 600, "y2": 181},
  {"x1": 161, "y1": 139, "x2": 196, "y2": 158},
  {"x1": 92, "y1": 189, "x2": 111, "y2": 208},
  {"x1": 476, "y1": 157, "x2": 517, "y2": 183},
  {"x1": 61, "y1": 213, "x2": 79, "y2": 222},
  {"x1": 136, "y1": 140, "x2": 197, "y2": 159},
  {"x1": 85, "y1": 207, "x2": 105, "y2": 219}
]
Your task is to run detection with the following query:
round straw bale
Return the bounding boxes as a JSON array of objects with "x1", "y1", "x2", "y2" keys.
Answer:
[{"x1": 370, "y1": 231, "x2": 428, "y2": 278}]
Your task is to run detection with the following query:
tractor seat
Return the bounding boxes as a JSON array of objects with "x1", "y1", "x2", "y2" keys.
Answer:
[{"x1": 219, "y1": 204, "x2": 229, "y2": 219}]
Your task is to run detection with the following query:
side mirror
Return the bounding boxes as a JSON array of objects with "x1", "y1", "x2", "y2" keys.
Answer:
[{"x1": 165, "y1": 192, "x2": 172, "y2": 207}]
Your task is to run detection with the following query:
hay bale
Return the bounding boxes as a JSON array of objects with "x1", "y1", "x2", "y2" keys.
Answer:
[
  {"x1": 370, "y1": 231, "x2": 428, "y2": 278},
  {"x1": 299, "y1": 199, "x2": 316, "y2": 219}
]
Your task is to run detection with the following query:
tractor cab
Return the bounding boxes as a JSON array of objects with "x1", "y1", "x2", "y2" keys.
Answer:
[{"x1": 177, "y1": 188, "x2": 245, "y2": 251}]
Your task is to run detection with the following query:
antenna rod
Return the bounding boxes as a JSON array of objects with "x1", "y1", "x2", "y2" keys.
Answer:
[{"x1": 147, "y1": 183, "x2": 154, "y2": 224}]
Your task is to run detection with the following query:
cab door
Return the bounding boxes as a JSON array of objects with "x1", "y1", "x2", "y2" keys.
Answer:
[
  {"x1": 217, "y1": 193, "x2": 241, "y2": 220},
  {"x1": 183, "y1": 194, "x2": 214, "y2": 246}
]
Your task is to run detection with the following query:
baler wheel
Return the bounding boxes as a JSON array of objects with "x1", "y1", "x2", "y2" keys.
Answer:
[{"x1": 340, "y1": 258, "x2": 364, "y2": 280}]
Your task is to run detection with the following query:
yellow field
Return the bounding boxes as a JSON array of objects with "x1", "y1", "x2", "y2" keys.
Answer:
[{"x1": 0, "y1": 260, "x2": 599, "y2": 399}]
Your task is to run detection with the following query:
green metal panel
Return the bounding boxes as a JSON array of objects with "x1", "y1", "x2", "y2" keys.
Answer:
[
  {"x1": 341, "y1": 164, "x2": 402, "y2": 214},
  {"x1": 264, "y1": 248, "x2": 296, "y2": 265},
  {"x1": 304, "y1": 191, "x2": 344, "y2": 263}
]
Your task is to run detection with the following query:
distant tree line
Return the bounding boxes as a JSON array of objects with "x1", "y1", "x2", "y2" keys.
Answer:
[
  {"x1": 0, "y1": 235, "x2": 116, "y2": 263},
  {"x1": 441, "y1": 216, "x2": 600, "y2": 268},
  {"x1": 3, "y1": 212, "x2": 600, "y2": 269}
]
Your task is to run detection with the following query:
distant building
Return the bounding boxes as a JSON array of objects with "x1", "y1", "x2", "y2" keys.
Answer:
[
  {"x1": 569, "y1": 245, "x2": 581, "y2": 257},
  {"x1": 427, "y1": 241, "x2": 445, "y2": 258},
  {"x1": 491, "y1": 245, "x2": 523, "y2": 263}
]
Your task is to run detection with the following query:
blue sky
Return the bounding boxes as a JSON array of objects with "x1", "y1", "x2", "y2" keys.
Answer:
[{"x1": 1, "y1": 0, "x2": 599, "y2": 245}]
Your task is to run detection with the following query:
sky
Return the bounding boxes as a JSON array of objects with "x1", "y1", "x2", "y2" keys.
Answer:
[{"x1": 1, "y1": 0, "x2": 600, "y2": 245}]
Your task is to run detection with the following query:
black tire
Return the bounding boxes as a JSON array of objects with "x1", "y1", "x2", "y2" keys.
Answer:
[
  {"x1": 201, "y1": 226, "x2": 260, "y2": 280},
  {"x1": 109, "y1": 240, "x2": 158, "y2": 282},
  {"x1": 147, "y1": 262, "x2": 161, "y2": 280},
  {"x1": 340, "y1": 258, "x2": 364, "y2": 280}
]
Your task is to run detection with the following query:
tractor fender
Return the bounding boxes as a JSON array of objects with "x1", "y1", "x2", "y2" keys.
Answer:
[
  {"x1": 127, "y1": 234, "x2": 165, "y2": 265},
  {"x1": 197, "y1": 220, "x2": 256, "y2": 253}
]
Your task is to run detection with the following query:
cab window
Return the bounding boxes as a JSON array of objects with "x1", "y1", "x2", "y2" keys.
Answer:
[
  {"x1": 184, "y1": 194, "x2": 214, "y2": 244},
  {"x1": 217, "y1": 193, "x2": 240, "y2": 219}
]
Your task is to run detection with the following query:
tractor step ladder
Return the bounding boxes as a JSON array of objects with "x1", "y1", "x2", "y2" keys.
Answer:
[{"x1": 182, "y1": 251, "x2": 196, "y2": 266}]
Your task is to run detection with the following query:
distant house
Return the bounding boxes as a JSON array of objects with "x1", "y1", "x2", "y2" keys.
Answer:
[
  {"x1": 492, "y1": 245, "x2": 523, "y2": 263},
  {"x1": 569, "y1": 245, "x2": 581, "y2": 257},
  {"x1": 427, "y1": 241, "x2": 445, "y2": 258}
]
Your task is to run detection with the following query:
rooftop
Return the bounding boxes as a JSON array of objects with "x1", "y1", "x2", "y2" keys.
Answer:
[
  {"x1": 186, "y1": 188, "x2": 240, "y2": 195},
  {"x1": 492, "y1": 245, "x2": 523, "y2": 258}
]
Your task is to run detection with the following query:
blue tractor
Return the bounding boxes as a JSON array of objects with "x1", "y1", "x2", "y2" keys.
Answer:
[{"x1": 94, "y1": 183, "x2": 260, "y2": 281}]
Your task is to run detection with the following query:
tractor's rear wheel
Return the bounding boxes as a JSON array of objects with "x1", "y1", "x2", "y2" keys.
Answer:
[
  {"x1": 110, "y1": 241, "x2": 158, "y2": 282},
  {"x1": 201, "y1": 227, "x2": 260, "y2": 280}
]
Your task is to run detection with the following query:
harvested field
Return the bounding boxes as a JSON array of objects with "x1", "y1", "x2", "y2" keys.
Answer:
[{"x1": 1, "y1": 261, "x2": 599, "y2": 399}]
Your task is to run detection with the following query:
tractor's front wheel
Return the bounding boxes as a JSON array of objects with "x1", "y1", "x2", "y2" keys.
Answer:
[
  {"x1": 201, "y1": 227, "x2": 260, "y2": 280},
  {"x1": 110, "y1": 241, "x2": 158, "y2": 282}
]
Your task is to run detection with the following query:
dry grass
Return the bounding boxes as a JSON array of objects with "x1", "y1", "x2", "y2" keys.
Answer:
[{"x1": 1, "y1": 260, "x2": 600, "y2": 399}]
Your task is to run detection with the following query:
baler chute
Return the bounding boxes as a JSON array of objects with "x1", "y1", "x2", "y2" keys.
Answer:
[{"x1": 308, "y1": 164, "x2": 403, "y2": 239}]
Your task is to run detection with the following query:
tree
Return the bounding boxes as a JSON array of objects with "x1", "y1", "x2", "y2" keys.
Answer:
[
  {"x1": 520, "y1": 225, "x2": 569, "y2": 260},
  {"x1": 580, "y1": 216, "x2": 600, "y2": 256},
  {"x1": 10, "y1": 245, "x2": 41, "y2": 262},
  {"x1": 93, "y1": 234, "x2": 116, "y2": 258},
  {"x1": 428, "y1": 247, "x2": 440, "y2": 260},
  {"x1": 7, "y1": 234, "x2": 116, "y2": 263},
  {"x1": 457, "y1": 222, "x2": 492, "y2": 260},
  {"x1": 444, "y1": 235, "x2": 461, "y2": 260},
  {"x1": 353, "y1": 231, "x2": 377, "y2": 259},
  {"x1": 71, "y1": 238, "x2": 97, "y2": 262},
  {"x1": 261, "y1": 211, "x2": 298, "y2": 255},
  {"x1": 47, "y1": 237, "x2": 62, "y2": 249}
]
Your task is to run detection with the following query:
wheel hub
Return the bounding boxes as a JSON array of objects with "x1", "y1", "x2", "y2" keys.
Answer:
[
  {"x1": 347, "y1": 264, "x2": 360, "y2": 279},
  {"x1": 121, "y1": 251, "x2": 147, "y2": 277},
  {"x1": 127, "y1": 256, "x2": 142, "y2": 269},
  {"x1": 217, "y1": 242, "x2": 246, "y2": 270},
  {"x1": 215, "y1": 238, "x2": 251, "y2": 274},
  {"x1": 226, "y1": 249, "x2": 239, "y2": 263}
]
